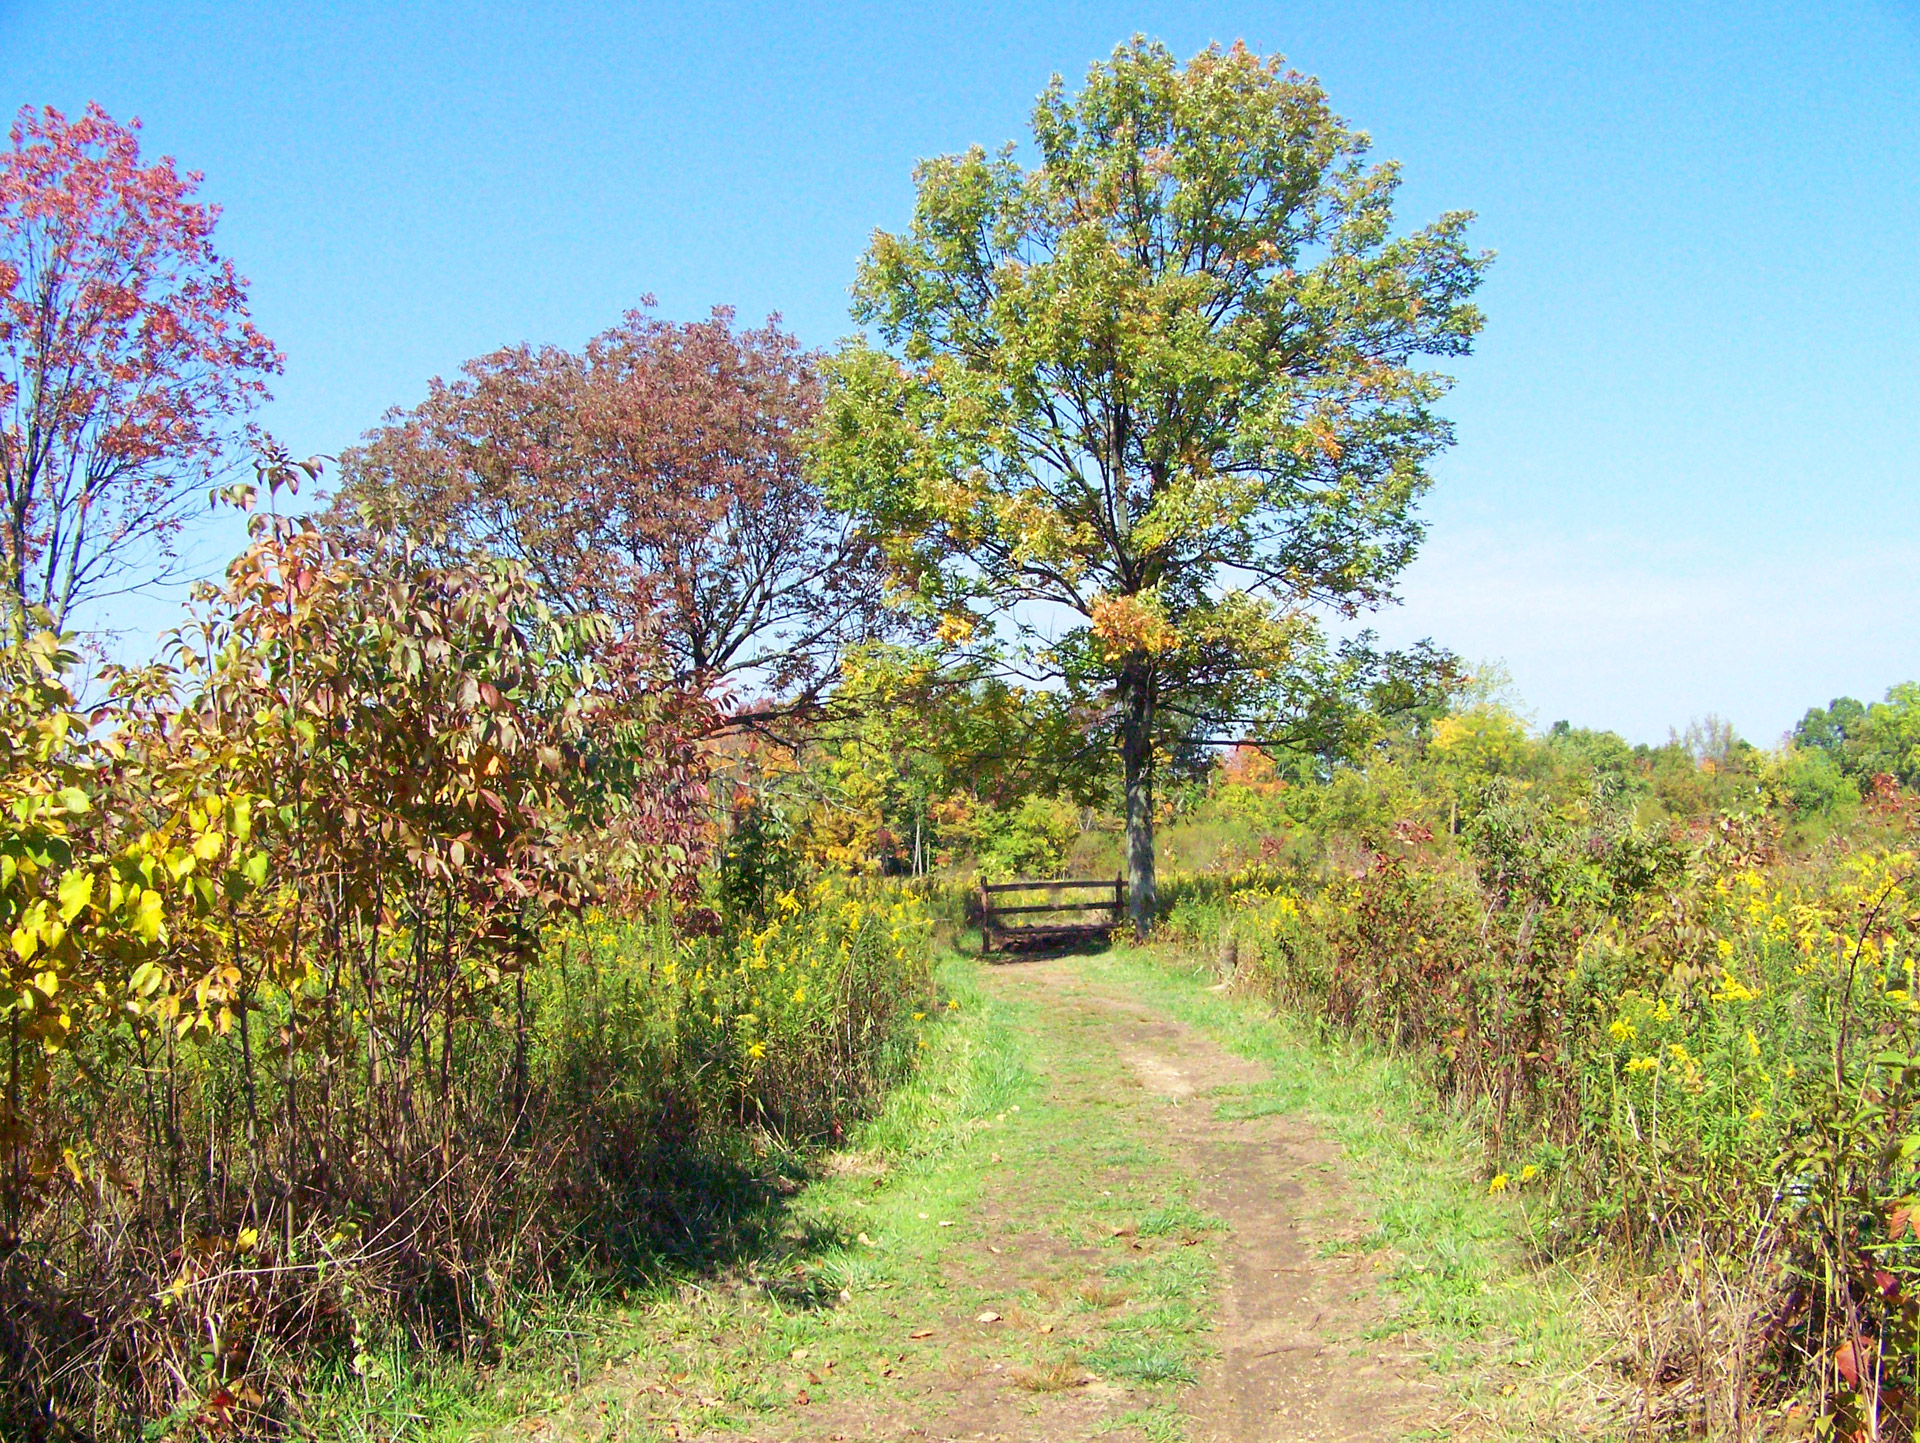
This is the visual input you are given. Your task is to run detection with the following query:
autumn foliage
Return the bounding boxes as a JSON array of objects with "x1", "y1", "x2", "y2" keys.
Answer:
[
  {"x1": 1155, "y1": 717, "x2": 1920, "y2": 1435},
  {"x1": 0, "y1": 104, "x2": 279, "y2": 626},
  {"x1": 338, "y1": 306, "x2": 901, "y2": 714},
  {"x1": 0, "y1": 485, "x2": 715, "y2": 1412}
]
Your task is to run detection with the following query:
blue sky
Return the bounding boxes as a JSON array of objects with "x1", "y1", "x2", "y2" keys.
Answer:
[{"x1": 5, "y1": 0, "x2": 1917, "y2": 743}]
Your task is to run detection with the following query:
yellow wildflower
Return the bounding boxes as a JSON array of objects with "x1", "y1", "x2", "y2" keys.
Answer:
[
  {"x1": 1713, "y1": 970, "x2": 1757, "y2": 1003},
  {"x1": 1488, "y1": 1173, "x2": 1510, "y2": 1194}
]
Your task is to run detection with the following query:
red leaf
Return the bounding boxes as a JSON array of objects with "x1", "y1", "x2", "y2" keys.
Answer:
[{"x1": 1835, "y1": 1337, "x2": 1869, "y2": 1386}]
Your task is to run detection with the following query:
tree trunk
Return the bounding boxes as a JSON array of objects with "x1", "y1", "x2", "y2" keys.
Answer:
[{"x1": 1120, "y1": 663, "x2": 1157, "y2": 937}]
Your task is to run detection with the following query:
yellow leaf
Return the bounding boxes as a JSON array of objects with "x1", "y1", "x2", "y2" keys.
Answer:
[
  {"x1": 131, "y1": 890, "x2": 165, "y2": 944},
  {"x1": 56, "y1": 868, "x2": 93, "y2": 922},
  {"x1": 192, "y1": 831, "x2": 224, "y2": 861}
]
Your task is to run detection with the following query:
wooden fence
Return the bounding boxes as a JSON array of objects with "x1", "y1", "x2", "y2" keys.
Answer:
[{"x1": 977, "y1": 876, "x2": 1126, "y2": 955}]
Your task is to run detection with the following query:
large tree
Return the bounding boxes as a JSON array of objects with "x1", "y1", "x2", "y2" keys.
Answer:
[
  {"x1": 338, "y1": 306, "x2": 901, "y2": 719},
  {"x1": 821, "y1": 39, "x2": 1488, "y2": 931},
  {"x1": 0, "y1": 104, "x2": 280, "y2": 628}
]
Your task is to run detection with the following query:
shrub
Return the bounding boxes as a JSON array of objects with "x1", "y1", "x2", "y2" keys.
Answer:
[
  {"x1": 1166, "y1": 803, "x2": 1920, "y2": 1429},
  {"x1": 0, "y1": 523, "x2": 933, "y2": 1438}
]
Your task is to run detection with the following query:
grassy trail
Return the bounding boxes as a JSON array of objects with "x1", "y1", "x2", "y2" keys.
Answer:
[{"x1": 382, "y1": 944, "x2": 1617, "y2": 1442}]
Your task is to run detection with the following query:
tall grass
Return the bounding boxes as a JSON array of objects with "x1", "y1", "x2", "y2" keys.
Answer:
[{"x1": 5, "y1": 880, "x2": 931, "y2": 1439}]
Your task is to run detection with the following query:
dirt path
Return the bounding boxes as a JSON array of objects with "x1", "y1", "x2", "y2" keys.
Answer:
[
  {"x1": 1085, "y1": 974, "x2": 1441, "y2": 1442},
  {"x1": 773, "y1": 954, "x2": 1441, "y2": 1443},
  {"x1": 512, "y1": 949, "x2": 1453, "y2": 1443}
]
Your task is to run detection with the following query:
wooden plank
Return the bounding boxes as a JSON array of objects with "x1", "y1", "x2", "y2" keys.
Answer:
[
  {"x1": 987, "y1": 923, "x2": 1114, "y2": 944},
  {"x1": 987, "y1": 900, "x2": 1122, "y2": 917},
  {"x1": 993, "y1": 922, "x2": 1112, "y2": 935},
  {"x1": 986, "y1": 913, "x2": 1115, "y2": 929},
  {"x1": 985, "y1": 923, "x2": 1112, "y2": 935},
  {"x1": 980, "y1": 878, "x2": 1117, "y2": 895}
]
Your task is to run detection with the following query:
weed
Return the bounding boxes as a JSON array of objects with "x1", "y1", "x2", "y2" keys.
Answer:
[
  {"x1": 1084, "y1": 1335, "x2": 1197, "y2": 1385},
  {"x1": 1011, "y1": 1357, "x2": 1092, "y2": 1392}
]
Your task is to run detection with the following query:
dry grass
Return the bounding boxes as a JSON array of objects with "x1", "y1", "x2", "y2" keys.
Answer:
[
  {"x1": 1075, "y1": 1279, "x2": 1130, "y2": 1309},
  {"x1": 6, "y1": 898, "x2": 935, "y2": 1439},
  {"x1": 819, "y1": 1150, "x2": 892, "y2": 1184},
  {"x1": 1597, "y1": 1233, "x2": 1800, "y2": 1442},
  {"x1": 1011, "y1": 1357, "x2": 1093, "y2": 1392}
]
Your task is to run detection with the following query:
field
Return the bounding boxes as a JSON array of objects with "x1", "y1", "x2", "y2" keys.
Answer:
[{"x1": 6, "y1": 34, "x2": 1915, "y2": 1442}]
